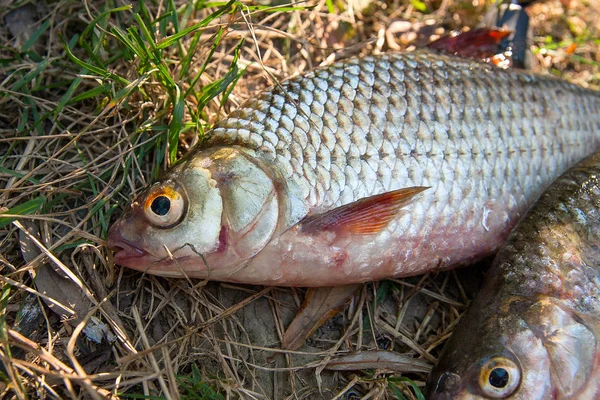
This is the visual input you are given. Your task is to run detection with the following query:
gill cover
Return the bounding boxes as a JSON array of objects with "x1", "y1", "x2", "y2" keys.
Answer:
[
  {"x1": 200, "y1": 147, "x2": 280, "y2": 262},
  {"x1": 521, "y1": 301, "x2": 597, "y2": 397}
]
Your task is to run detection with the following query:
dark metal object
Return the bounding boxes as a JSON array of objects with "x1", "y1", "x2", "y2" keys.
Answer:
[{"x1": 497, "y1": 1, "x2": 532, "y2": 69}]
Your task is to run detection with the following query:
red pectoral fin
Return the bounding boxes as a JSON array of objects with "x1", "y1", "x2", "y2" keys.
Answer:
[{"x1": 300, "y1": 186, "x2": 429, "y2": 235}]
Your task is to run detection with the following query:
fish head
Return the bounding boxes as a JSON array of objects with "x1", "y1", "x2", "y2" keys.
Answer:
[
  {"x1": 426, "y1": 293, "x2": 551, "y2": 400},
  {"x1": 426, "y1": 316, "x2": 526, "y2": 399},
  {"x1": 426, "y1": 289, "x2": 598, "y2": 399},
  {"x1": 107, "y1": 147, "x2": 281, "y2": 279}
]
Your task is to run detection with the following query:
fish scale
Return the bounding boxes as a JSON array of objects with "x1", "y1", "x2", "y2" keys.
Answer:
[
  {"x1": 109, "y1": 51, "x2": 600, "y2": 286},
  {"x1": 215, "y1": 54, "x2": 591, "y2": 204}
]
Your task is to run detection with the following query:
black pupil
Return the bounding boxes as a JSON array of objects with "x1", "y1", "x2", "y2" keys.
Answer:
[
  {"x1": 151, "y1": 196, "x2": 171, "y2": 216},
  {"x1": 489, "y1": 368, "x2": 509, "y2": 388}
]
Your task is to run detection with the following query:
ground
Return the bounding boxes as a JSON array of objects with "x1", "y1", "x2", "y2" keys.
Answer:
[{"x1": 0, "y1": 0, "x2": 598, "y2": 399}]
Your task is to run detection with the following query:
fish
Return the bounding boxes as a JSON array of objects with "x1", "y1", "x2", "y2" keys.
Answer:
[
  {"x1": 107, "y1": 51, "x2": 600, "y2": 286},
  {"x1": 425, "y1": 151, "x2": 600, "y2": 399}
]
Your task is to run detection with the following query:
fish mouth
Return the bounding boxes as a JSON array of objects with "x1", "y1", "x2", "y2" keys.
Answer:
[
  {"x1": 106, "y1": 229, "x2": 195, "y2": 274},
  {"x1": 106, "y1": 225, "x2": 215, "y2": 277},
  {"x1": 106, "y1": 230, "x2": 148, "y2": 267}
]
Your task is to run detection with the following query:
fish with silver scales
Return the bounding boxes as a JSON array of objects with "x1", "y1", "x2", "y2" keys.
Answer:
[
  {"x1": 107, "y1": 51, "x2": 600, "y2": 286},
  {"x1": 426, "y1": 151, "x2": 600, "y2": 399}
]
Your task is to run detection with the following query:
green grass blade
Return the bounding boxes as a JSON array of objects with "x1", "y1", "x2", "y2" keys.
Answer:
[
  {"x1": 138, "y1": 0, "x2": 157, "y2": 41},
  {"x1": 169, "y1": 87, "x2": 185, "y2": 164},
  {"x1": 195, "y1": 70, "x2": 238, "y2": 110},
  {"x1": 219, "y1": 64, "x2": 245, "y2": 108},
  {"x1": 178, "y1": 0, "x2": 196, "y2": 32},
  {"x1": 180, "y1": 31, "x2": 202, "y2": 78},
  {"x1": 153, "y1": 131, "x2": 167, "y2": 179},
  {"x1": 106, "y1": 71, "x2": 155, "y2": 110},
  {"x1": 55, "y1": 239, "x2": 94, "y2": 253},
  {"x1": 155, "y1": 62, "x2": 177, "y2": 91},
  {"x1": 80, "y1": 5, "x2": 132, "y2": 40},
  {"x1": 167, "y1": 0, "x2": 181, "y2": 33},
  {"x1": 0, "y1": 197, "x2": 46, "y2": 229},
  {"x1": 68, "y1": 84, "x2": 108, "y2": 104},
  {"x1": 156, "y1": 0, "x2": 236, "y2": 49},
  {"x1": 154, "y1": 11, "x2": 175, "y2": 26},
  {"x1": 195, "y1": 1, "x2": 236, "y2": 8},
  {"x1": 195, "y1": 39, "x2": 243, "y2": 110},
  {"x1": 62, "y1": 38, "x2": 131, "y2": 86},
  {"x1": 376, "y1": 281, "x2": 394, "y2": 306},
  {"x1": 388, "y1": 377, "x2": 426, "y2": 400},
  {"x1": 177, "y1": 364, "x2": 225, "y2": 399},
  {"x1": 11, "y1": 59, "x2": 50, "y2": 92},
  {"x1": 134, "y1": 13, "x2": 159, "y2": 53},
  {"x1": 127, "y1": 26, "x2": 154, "y2": 61},
  {"x1": 55, "y1": 37, "x2": 86, "y2": 119},
  {"x1": 22, "y1": 92, "x2": 44, "y2": 136},
  {"x1": 244, "y1": 3, "x2": 316, "y2": 12},
  {"x1": 0, "y1": 167, "x2": 40, "y2": 185},
  {"x1": 185, "y1": 28, "x2": 224, "y2": 98},
  {"x1": 388, "y1": 383, "x2": 409, "y2": 400},
  {"x1": 111, "y1": 26, "x2": 146, "y2": 60},
  {"x1": 22, "y1": 18, "x2": 51, "y2": 52},
  {"x1": 571, "y1": 54, "x2": 600, "y2": 68},
  {"x1": 0, "y1": 285, "x2": 25, "y2": 396},
  {"x1": 78, "y1": 36, "x2": 105, "y2": 66}
]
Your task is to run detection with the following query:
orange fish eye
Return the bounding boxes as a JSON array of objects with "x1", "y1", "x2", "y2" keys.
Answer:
[
  {"x1": 478, "y1": 356, "x2": 521, "y2": 398},
  {"x1": 143, "y1": 184, "x2": 187, "y2": 228}
]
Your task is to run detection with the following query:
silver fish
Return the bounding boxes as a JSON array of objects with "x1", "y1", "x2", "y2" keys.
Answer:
[
  {"x1": 426, "y1": 150, "x2": 600, "y2": 399},
  {"x1": 107, "y1": 51, "x2": 600, "y2": 286}
]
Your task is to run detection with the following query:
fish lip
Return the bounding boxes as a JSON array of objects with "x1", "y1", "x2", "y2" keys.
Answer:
[{"x1": 107, "y1": 232, "x2": 148, "y2": 265}]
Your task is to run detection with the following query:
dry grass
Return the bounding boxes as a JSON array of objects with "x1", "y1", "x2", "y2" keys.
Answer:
[{"x1": 0, "y1": 0, "x2": 598, "y2": 399}]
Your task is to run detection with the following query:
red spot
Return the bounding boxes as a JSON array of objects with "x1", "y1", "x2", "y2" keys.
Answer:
[
  {"x1": 217, "y1": 226, "x2": 228, "y2": 253},
  {"x1": 333, "y1": 251, "x2": 348, "y2": 269}
]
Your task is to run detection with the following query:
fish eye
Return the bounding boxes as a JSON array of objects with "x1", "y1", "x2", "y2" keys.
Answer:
[
  {"x1": 143, "y1": 183, "x2": 187, "y2": 228},
  {"x1": 151, "y1": 196, "x2": 171, "y2": 216},
  {"x1": 478, "y1": 356, "x2": 521, "y2": 398}
]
